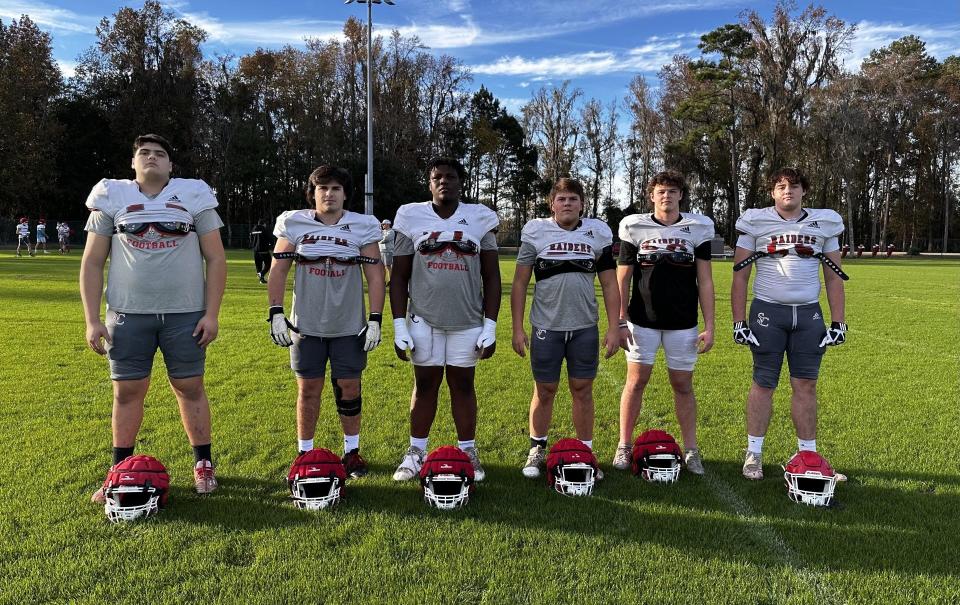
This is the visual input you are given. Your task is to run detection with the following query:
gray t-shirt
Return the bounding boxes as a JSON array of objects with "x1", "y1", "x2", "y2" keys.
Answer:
[
  {"x1": 517, "y1": 217, "x2": 613, "y2": 331},
  {"x1": 85, "y1": 209, "x2": 223, "y2": 314},
  {"x1": 274, "y1": 209, "x2": 381, "y2": 338}
]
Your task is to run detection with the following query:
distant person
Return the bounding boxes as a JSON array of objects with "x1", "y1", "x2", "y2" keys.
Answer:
[
  {"x1": 250, "y1": 220, "x2": 273, "y2": 283},
  {"x1": 35, "y1": 219, "x2": 49, "y2": 254},
  {"x1": 379, "y1": 219, "x2": 395, "y2": 286},
  {"x1": 57, "y1": 221, "x2": 71, "y2": 254},
  {"x1": 731, "y1": 167, "x2": 848, "y2": 482},
  {"x1": 81, "y1": 133, "x2": 226, "y2": 503},
  {"x1": 16, "y1": 217, "x2": 32, "y2": 257}
]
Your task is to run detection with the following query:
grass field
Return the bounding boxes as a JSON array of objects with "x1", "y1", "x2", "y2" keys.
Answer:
[{"x1": 1, "y1": 250, "x2": 958, "y2": 604}]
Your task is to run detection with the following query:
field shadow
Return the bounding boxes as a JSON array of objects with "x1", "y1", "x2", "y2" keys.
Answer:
[{"x1": 155, "y1": 463, "x2": 960, "y2": 576}]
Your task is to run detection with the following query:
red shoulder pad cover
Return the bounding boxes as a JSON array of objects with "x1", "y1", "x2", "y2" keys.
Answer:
[{"x1": 631, "y1": 430, "x2": 682, "y2": 475}]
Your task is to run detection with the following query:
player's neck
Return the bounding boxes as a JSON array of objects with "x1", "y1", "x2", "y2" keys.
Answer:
[
  {"x1": 776, "y1": 205, "x2": 804, "y2": 220},
  {"x1": 431, "y1": 198, "x2": 459, "y2": 219},
  {"x1": 137, "y1": 176, "x2": 169, "y2": 197},
  {"x1": 554, "y1": 216, "x2": 580, "y2": 231},
  {"x1": 315, "y1": 208, "x2": 345, "y2": 225},
  {"x1": 653, "y1": 209, "x2": 680, "y2": 224}
]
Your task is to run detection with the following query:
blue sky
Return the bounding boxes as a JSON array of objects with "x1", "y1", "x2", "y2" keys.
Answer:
[{"x1": 3, "y1": 0, "x2": 959, "y2": 115}]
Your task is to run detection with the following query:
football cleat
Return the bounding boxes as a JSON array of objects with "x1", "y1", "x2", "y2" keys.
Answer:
[
  {"x1": 783, "y1": 451, "x2": 839, "y2": 507},
  {"x1": 101, "y1": 455, "x2": 170, "y2": 523},
  {"x1": 419, "y1": 446, "x2": 474, "y2": 510},
  {"x1": 546, "y1": 439, "x2": 599, "y2": 497},
  {"x1": 288, "y1": 448, "x2": 347, "y2": 510},
  {"x1": 632, "y1": 430, "x2": 682, "y2": 483}
]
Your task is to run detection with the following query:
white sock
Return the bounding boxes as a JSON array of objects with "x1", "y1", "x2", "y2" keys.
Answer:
[
  {"x1": 747, "y1": 435, "x2": 764, "y2": 454},
  {"x1": 410, "y1": 436, "x2": 428, "y2": 452},
  {"x1": 298, "y1": 438, "x2": 314, "y2": 453},
  {"x1": 580, "y1": 439, "x2": 593, "y2": 450},
  {"x1": 457, "y1": 439, "x2": 476, "y2": 451},
  {"x1": 343, "y1": 433, "x2": 360, "y2": 453},
  {"x1": 798, "y1": 439, "x2": 817, "y2": 452}
]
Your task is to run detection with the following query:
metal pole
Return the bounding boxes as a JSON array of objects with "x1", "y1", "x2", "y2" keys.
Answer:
[{"x1": 365, "y1": 0, "x2": 374, "y2": 216}]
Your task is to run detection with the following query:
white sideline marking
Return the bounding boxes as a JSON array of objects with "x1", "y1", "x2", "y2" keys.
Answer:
[
  {"x1": 853, "y1": 329, "x2": 960, "y2": 359},
  {"x1": 703, "y1": 472, "x2": 840, "y2": 602}
]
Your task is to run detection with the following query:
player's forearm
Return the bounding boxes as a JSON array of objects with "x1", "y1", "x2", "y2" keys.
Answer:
[
  {"x1": 599, "y1": 272, "x2": 621, "y2": 329},
  {"x1": 79, "y1": 262, "x2": 105, "y2": 325},
  {"x1": 364, "y1": 264, "x2": 386, "y2": 314},
  {"x1": 509, "y1": 276, "x2": 528, "y2": 332},
  {"x1": 824, "y1": 279, "x2": 845, "y2": 323},
  {"x1": 699, "y1": 282, "x2": 716, "y2": 330},
  {"x1": 203, "y1": 255, "x2": 227, "y2": 317},
  {"x1": 616, "y1": 266, "x2": 632, "y2": 319},
  {"x1": 731, "y1": 273, "x2": 748, "y2": 323},
  {"x1": 389, "y1": 262, "x2": 410, "y2": 319}
]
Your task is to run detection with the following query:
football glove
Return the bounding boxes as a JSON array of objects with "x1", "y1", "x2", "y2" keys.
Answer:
[
  {"x1": 393, "y1": 317, "x2": 414, "y2": 353},
  {"x1": 819, "y1": 321, "x2": 847, "y2": 347},
  {"x1": 733, "y1": 321, "x2": 759, "y2": 346},
  {"x1": 268, "y1": 306, "x2": 298, "y2": 347},
  {"x1": 476, "y1": 318, "x2": 497, "y2": 351},
  {"x1": 361, "y1": 313, "x2": 382, "y2": 352}
]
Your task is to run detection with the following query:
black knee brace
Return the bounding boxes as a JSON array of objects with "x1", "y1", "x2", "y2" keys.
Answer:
[{"x1": 332, "y1": 378, "x2": 362, "y2": 417}]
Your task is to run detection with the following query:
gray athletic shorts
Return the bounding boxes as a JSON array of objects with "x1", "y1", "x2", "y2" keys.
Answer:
[
  {"x1": 105, "y1": 310, "x2": 206, "y2": 380},
  {"x1": 529, "y1": 326, "x2": 599, "y2": 384},
  {"x1": 290, "y1": 333, "x2": 367, "y2": 379},
  {"x1": 749, "y1": 298, "x2": 827, "y2": 388}
]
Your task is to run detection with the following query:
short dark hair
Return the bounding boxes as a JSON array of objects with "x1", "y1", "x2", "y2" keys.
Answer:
[
  {"x1": 768, "y1": 167, "x2": 810, "y2": 192},
  {"x1": 132, "y1": 134, "x2": 174, "y2": 159},
  {"x1": 549, "y1": 177, "x2": 585, "y2": 203},
  {"x1": 427, "y1": 157, "x2": 466, "y2": 182},
  {"x1": 646, "y1": 170, "x2": 687, "y2": 199},
  {"x1": 306, "y1": 165, "x2": 354, "y2": 202}
]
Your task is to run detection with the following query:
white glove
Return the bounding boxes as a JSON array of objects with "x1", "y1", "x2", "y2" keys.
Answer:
[
  {"x1": 361, "y1": 317, "x2": 382, "y2": 352},
  {"x1": 476, "y1": 318, "x2": 497, "y2": 351},
  {"x1": 393, "y1": 317, "x2": 414, "y2": 352},
  {"x1": 733, "y1": 321, "x2": 759, "y2": 347},
  {"x1": 819, "y1": 321, "x2": 847, "y2": 348},
  {"x1": 268, "y1": 306, "x2": 298, "y2": 347}
]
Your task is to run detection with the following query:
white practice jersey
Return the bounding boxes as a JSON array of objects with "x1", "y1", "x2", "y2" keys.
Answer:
[
  {"x1": 57, "y1": 223, "x2": 70, "y2": 237},
  {"x1": 618, "y1": 212, "x2": 715, "y2": 255},
  {"x1": 393, "y1": 201, "x2": 500, "y2": 330},
  {"x1": 274, "y1": 209, "x2": 381, "y2": 337},
  {"x1": 16, "y1": 223, "x2": 29, "y2": 238},
  {"x1": 735, "y1": 207, "x2": 843, "y2": 305},
  {"x1": 518, "y1": 217, "x2": 613, "y2": 331}
]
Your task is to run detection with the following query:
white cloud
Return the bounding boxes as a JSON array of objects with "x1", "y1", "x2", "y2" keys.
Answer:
[
  {"x1": 181, "y1": 12, "x2": 345, "y2": 45},
  {"x1": 471, "y1": 39, "x2": 690, "y2": 78},
  {"x1": 0, "y1": 1, "x2": 96, "y2": 33},
  {"x1": 57, "y1": 59, "x2": 75, "y2": 77},
  {"x1": 846, "y1": 21, "x2": 960, "y2": 68}
]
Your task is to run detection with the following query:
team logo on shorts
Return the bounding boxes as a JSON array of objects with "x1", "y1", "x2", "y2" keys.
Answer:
[
  {"x1": 812, "y1": 312, "x2": 821, "y2": 320},
  {"x1": 535, "y1": 328, "x2": 547, "y2": 340},
  {"x1": 756, "y1": 312, "x2": 769, "y2": 327}
]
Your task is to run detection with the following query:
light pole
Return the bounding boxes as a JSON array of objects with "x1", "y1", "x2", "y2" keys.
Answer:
[{"x1": 344, "y1": 0, "x2": 395, "y2": 216}]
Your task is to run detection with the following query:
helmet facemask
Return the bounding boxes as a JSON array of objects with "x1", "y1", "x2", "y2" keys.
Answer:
[
  {"x1": 104, "y1": 484, "x2": 162, "y2": 523},
  {"x1": 642, "y1": 454, "x2": 681, "y2": 483},
  {"x1": 553, "y1": 462, "x2": 595, "y2": 497},
  {"x1": 422, "y1": 474, "x2": 471, "y2": 509},
  {"x1": 291, "y1": 475, "x2": 342, "y2": 510}
]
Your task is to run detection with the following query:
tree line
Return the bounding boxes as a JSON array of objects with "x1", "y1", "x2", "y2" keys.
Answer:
[{"x1": 1, "y1": 1, "x2": 957, "y2": 251}]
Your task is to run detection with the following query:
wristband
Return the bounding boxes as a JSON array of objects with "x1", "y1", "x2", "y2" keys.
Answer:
[{"x1": 369, "y1": 312, "x2": 383, "y2": 325}]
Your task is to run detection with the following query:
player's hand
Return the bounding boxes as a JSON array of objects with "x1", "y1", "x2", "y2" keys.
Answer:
[
  {"x1": 618, "y1": 321, "x2": 634, "y2": 350},
  {"x1": 603, "y1": 326, "x2": 620, "y2": 359},
  {"x1": 193, "y1": 313, "x2": 219, "y2": 348},
  {"x1": 361, "y1": 314, "x2": 382, "y2": 352},
  {"x1": 733, "y1": 321, "x2": 759, "y2": 346},
  {"x1": 819, "y1": 321, "x2": 847, "y2": 347},
  {"x1": 393, "y1": 317, "x2": 414, "y2": 361},
  {"x1": 697, "y1": 328, "x2": 714, "y2": 354},
  {"x1": 476, "y1": 318, "x2": 497, "y2": 359},
  {"x1": 268, "y1": 306, "x2": 298, "y2": 347},
  {"x1": 512, "y1": 329, "x2": 529, "y2": 357},
  {"x1": 85, "y1": 321, "x2": 111, "y2": 355}
]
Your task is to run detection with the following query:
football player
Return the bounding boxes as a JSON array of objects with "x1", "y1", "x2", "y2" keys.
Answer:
[
  {"x1": 731, "y1": 167, "x2": 847, "y2": 480},
  {"x1": 57, "y1": 221, "x2": 71, "y2": 254},
  {"x1": 250, "y1": 220, "x2": 273, "y2": 283},
  {"x1": 379, "y1": 218, "x2": 394, "y2": 286},
  {"x1": 16, "y1": 217, "x2": 32, "y2": 257},
  {"x1": 267, "y1": 165, "x2": 385, "y2": 478},
  {"x1": 35, "y1": 219, "x2": 49, "y2": 254},
  {"x1": 510, "y1": 178, "x2": 621, "y2": 479},
  {"x1": 614, "y1": 170, "x2": 716, "y2": 475},
  {"x1": 81, "y1": 134, "x2": 226, "y2": 502},
  {"x1": 390, "y1": 157, "x2": 501, "y2": 483}
]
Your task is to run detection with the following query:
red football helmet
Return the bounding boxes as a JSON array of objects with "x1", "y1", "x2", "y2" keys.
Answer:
[
  {"x1": 287, "y1": 448, "x2": 347, "y2": 510},
  {"x1": 546, "y1": 439, "x2": 598, "y2": 497},
  {"x1": 102, "y1": 455, "x2": 170, "y2": 523},
  {"x1": 783, "y1": 451, "x2": 838, "y2": 507},
  {"x1": 419, "y1": 446, "x2": 474, "y2": 509},
  {"x1": 632, "y1": 430, "x2": 682, "y2": 483}
]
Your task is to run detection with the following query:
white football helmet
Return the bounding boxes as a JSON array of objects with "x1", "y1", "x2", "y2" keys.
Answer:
[{"x1": 783, "y1": 451, "x2": 838, "y2": 507}]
